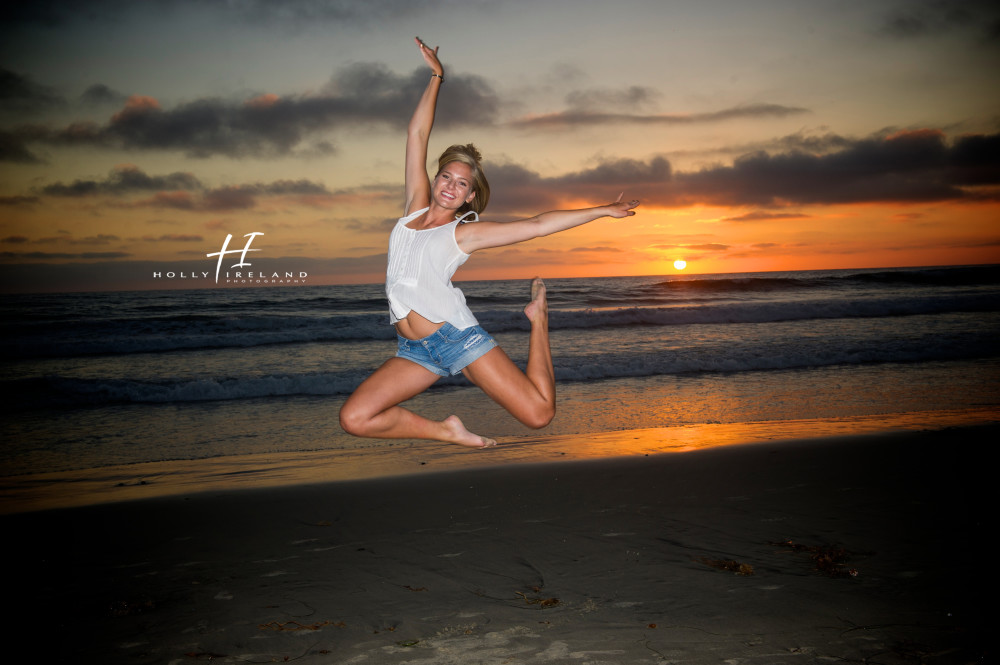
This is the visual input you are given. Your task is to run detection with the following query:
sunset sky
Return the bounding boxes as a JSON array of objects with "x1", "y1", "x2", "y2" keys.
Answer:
[{"x1": 2, "y1": 0, "x2": 998, "y2": 293}]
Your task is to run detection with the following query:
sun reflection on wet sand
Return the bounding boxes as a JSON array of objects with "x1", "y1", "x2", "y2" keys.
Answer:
[{"x1": 3, "y1": 407, "x2": 994, "y2": 514}]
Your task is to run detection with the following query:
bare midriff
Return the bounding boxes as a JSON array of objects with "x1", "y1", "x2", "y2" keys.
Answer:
[{"x1": 395, "y1": 310, "x2": 446, "y2": 341}]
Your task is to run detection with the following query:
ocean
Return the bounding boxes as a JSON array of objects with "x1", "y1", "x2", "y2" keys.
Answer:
[{"x1": 2, "y1": 265, "x2": 999, "y2": 503}]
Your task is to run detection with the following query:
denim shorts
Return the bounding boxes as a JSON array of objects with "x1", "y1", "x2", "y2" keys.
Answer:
[{"x1": 396, "y1": 322, "x2": 498, "y2": 377}]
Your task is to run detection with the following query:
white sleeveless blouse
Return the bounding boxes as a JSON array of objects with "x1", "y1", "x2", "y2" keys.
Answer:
[{"x1": 385, "y1": 207, "x2": 480, "y2": 329}]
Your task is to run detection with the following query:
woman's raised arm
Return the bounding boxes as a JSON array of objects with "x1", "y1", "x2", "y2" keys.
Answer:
[
  {"x1": 404, "y1": 38, "x2": 445, "y2": 215},
  {"x1": 456, "y1": 195, "x2": 640, "y2": 254}
]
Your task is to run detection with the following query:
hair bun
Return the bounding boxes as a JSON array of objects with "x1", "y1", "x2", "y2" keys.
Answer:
[{"x1": 462, "y1": 143, "x2": 483, "y2": 163}]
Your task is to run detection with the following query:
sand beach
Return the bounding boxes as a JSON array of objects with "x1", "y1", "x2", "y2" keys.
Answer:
[{"x1": 5, "y1": 422, "x2": 991, "y2": 664}]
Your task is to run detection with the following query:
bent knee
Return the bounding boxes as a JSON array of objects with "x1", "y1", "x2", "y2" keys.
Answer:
[
  {"x1": 339, "y1": 403, "x2": 369, "y2": 437},
  {"x1": 520, "y1": 405, "x2": 555, "y2": 430}
]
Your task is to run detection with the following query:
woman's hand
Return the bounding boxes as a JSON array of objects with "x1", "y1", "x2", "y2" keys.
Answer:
[
  {"x1": 604, "y1": 193, "x2": 640, "y2": 218},
  {"x1": 415, "y1": 37, "x2": 444, "y2": 78}
]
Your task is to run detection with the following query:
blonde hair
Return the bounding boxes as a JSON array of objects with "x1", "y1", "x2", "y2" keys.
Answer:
[{"x1": 436, "y1": 143, "x2": 490, "y2": 215}]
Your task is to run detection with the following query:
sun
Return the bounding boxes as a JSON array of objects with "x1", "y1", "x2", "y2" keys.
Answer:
[{"x1": 673, "y1": 260, "x2": 687, "y2": 271}]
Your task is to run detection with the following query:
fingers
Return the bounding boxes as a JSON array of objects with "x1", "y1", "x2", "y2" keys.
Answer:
[
  {"x1": 612, "y1": 198, "x2": 640, "y2": 208},
  {"x1": 608, "y1": 197, "x2": 640, "y2": 217},
  {"x1": 415, "y1": 36, "x2": 439, "y2": 54}
]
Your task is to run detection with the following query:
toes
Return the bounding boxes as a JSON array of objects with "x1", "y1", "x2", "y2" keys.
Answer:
[{"x1": 530, "y1": 277, "x2": 546, "y2": 301}]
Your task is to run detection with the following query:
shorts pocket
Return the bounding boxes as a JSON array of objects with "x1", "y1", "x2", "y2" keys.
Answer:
[{"x1": 441, "y1": 325, "x2": 478, "y2": 344}]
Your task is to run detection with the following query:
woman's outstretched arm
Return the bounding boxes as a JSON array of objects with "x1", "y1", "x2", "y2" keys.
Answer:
[
  {"x1": 404, "y1": 37, "x2": 445, "y2": 215},
  {"x1": 456, "y1": 195, "x2": 640, "y2": 253}
]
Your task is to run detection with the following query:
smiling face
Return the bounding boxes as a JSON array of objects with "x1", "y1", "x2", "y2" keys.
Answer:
[{"x1": 433, "y1": 161, "x2": 477, "y2": 211}]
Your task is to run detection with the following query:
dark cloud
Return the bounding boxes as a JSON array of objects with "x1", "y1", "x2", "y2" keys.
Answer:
[
  {"x1": 5, "y1": 233, "x2": 124, "y2": 249},
  {"x1": 194, "y1": 179, "x2": 336, "y2": 211},
  {"x1": 660, "y1": 131, "x2": 857, "y2": 168},
  {"x1": 9, "y1": 64, "x2": 498, "y2": 159},
  {"x1": 19, "y1": 125, "x2": 999, "y2": 220},
  {"x1": 80, "y1": 84, "x2": 128, "y2": 107},
  {"x1": 486, "y1": 156, "x2": 673, "y2": 215},
  {"x1": 68, "y1": 234, "x2": 121, "y2": 245},
  {"x1": 0, "y1": 251, "x2": 131, "y2": 260},
  {"x1": 0, "y1": 68, "x2": 64, "y2": 113},
  {"x1": 0, "y1": 70, "x2": 65, "y2": 161},
  {"x1": 556, "y1": 156, "x2": 673, "y2": 187},
  {"x1": 482, "y1": 163, "x2": 565, "y2": 213},
  {"x1": 485, "y1": 129, "x2": 1000, "y2": 214},
  {"x1": 42, "y1": 165, "x2": 202, "y2": 197},
  {"x1": 768, "y1": 131, "x2": 856, "y2": 154},
  {"x1": 564, "y1": 86, "x2": 661, "y2": 111},
  {"x1": 29, "y1": 127, "x2": 990, "y2": 217},
  {"x1": 0, "y1": 195, "x2": 41, "y2": 206},
  {"x1": 509, "y1": 103, "x2": 809, "y2": 130},
  {"x1": 200, "y1": 187, "x2": 257, "y2": 211},
  {"x1": 34, "y1": 164, "x2": 338, "y2": 212},
  {"x1": 672, "y1": 129, "x2": 1000, "y2": 207},
  {"x1": 0, "y1": 130, "x2": 42, "y2": 163},
  {"x1": 879, "y1": 0, "x2": 1000, "y2": 43},
  {"x1": 141, "y1": 234, "x2": 204, "y2": 242},
  {"x1": 948, "y1": 132, "x2": 1000, "y2": 184},
  {"x1": 260, "y1": 179, "x2": 331, "y2": 195}
]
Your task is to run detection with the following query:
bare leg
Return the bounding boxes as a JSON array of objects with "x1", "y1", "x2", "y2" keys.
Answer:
[
  {"x1": 523, "y1": 277, "x2": 556, "y2": 407},
  {"x1": 462, "y1": 278, "x2": 556, "y2": 429},
  {"x1": 340, "y1": 357, "x2": 497, "y2": 448}
]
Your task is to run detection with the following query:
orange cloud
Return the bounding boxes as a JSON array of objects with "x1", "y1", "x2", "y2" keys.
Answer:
[
  {"x1": 885, "y1": 128, "x2": 945, "y2": 142},
  {"x1": 245, "y1": 93, "x2": 280, "y2": 108},
  {"x1": 111, "y1": 95, "x2": 161, "y2": 123}
]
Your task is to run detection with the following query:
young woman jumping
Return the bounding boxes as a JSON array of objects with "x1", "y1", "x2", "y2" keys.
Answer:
[{"x1": 339, "y1": 38, "x2": 639, "y2": 448}]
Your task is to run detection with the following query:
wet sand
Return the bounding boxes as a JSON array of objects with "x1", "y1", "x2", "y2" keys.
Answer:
[{"x1": 5, "y1": 423, "x2": 992, "y2": 664}]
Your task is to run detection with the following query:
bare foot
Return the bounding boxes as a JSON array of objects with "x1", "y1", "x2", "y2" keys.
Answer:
[
  {"x1": 523, "y1": 277, "x2": 547, "y2": 324},
  {"x1": 442, "y1": 415, "x2": 497, "y2": 449}
]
